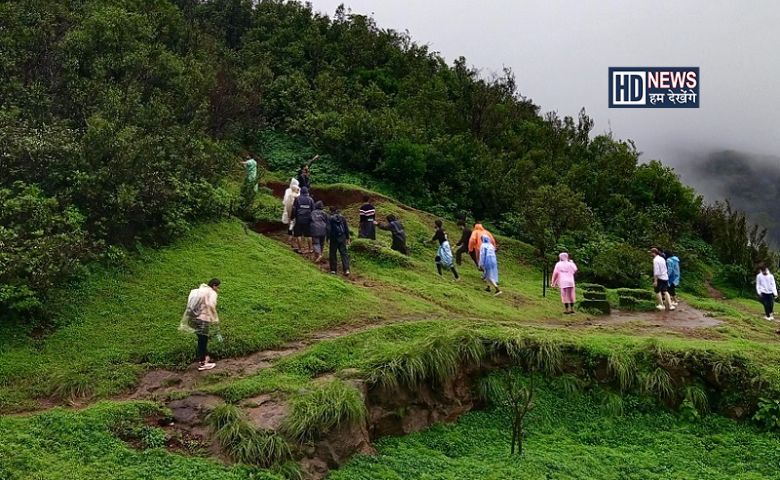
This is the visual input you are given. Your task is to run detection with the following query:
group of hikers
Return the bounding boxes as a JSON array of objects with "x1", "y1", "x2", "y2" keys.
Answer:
[{"x1": 177, "y1": 155, "x2": 780, "y2": 372}]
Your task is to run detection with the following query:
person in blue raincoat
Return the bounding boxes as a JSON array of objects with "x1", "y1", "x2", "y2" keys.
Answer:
[
  {"x1": 479, "y1": 234, "x2": 501, "y2": 296},
  {"x1": 665, "y1": 251, "x2": 680, "y2": 306}
]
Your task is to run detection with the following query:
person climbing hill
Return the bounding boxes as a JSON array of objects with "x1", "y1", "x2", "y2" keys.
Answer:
[
  {"x1": 328, "y1": 207, "x2": 351, "y2": 275},
  {"x1": 292, "y1": 186, "x2": 316, "y2": 254},
  {"x1": 469, "y1": 223, "x2": 496, "y2": 265},
  {"x1": 310, "y1": 200, "x2": 329, "y2": 263},
  {"x1": 296, "y1": 154, "x2": 319, "y2": 190},
  {"x1": 455, "y1": 221, "x2": 477, "y2": 267},
  {"x1": 238, "y1": 153, "x2": 259, "y2": 211},
  {"x1": 550, "y1": 252, "x2": 578, "y2": 314},
  {"x1": 430, "y1": 220, "x2": 459, "y2": 280},
  {"x1": 479, "y1": 235, "x2": 501, "y2": 296},
  {"x1": 377, "y1": 214, "x2": 409, "y2": 255},
  {"x1": 358, "y1": 195, "x2": 376, "y2": 240},
  {"x1": 282, "y1": 178, "x2": 300, "y2": 251}
]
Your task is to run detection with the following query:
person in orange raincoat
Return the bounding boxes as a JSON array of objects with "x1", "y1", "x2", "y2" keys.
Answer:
[{"x1": 468, "y1": 223, "x2": 496, "y2": 265}]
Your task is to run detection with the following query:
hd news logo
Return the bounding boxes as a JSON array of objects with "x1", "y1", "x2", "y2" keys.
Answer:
[{"x1": 609, "y1": 67, "x2": 699, "y2": 108}]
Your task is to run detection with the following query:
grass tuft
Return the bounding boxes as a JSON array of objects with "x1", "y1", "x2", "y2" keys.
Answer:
[
  {"x1": 683, "y1": 384, "x2": 710, "y2": 415},
  {"x1": 641, "y1": 367, "x2": 676, "y2": 401},
  {"x1": 206, "y1": 403, "x2": 293, "y2": 467},
  {"x1": 607, "y1": 352, "x2": 636, "y2": 391},
  {"x1": 282, "y1": 379, "x2": 367, "y2": 442}
]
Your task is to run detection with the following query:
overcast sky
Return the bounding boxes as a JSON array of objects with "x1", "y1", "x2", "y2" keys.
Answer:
[{"x1": 309, "y1": 0, "x2": 780, "y2": 169}]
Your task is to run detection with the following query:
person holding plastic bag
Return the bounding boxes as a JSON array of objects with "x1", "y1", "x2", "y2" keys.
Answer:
[{"x1": 180, "y1": 278, "x2": 222, "y2": 371}]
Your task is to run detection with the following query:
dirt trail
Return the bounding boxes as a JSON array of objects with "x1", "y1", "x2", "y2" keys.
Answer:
[{"x1": 123, "y1": 314, "x2": 445, "y2": 406}]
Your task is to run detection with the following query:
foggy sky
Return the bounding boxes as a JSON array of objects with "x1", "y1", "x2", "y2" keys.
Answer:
[{"x1": 309, "y1": 0, "x2": 780, "y2": 176}]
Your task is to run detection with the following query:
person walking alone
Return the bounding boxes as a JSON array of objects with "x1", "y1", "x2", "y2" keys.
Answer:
[
  {"x1": 180, "y1": 278, "x2": 221, "y2": 371},
  {"x1": 756, "y1": 264, "x2": 778, "y2": 321},
  {"x1": 550, "y1": 252, "x2": 578, "y2": 314},
  {"x1": 651, "y1": 247, "x2": 674, "y2": 311}
]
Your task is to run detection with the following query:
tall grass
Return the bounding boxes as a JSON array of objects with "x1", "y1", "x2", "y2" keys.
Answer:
[
  {"x1": 282, "y1": 380, "x2": 367, "y2": 442},
  {"x1": 206, "y1": 403, "x2": 293, "y2": 468}
]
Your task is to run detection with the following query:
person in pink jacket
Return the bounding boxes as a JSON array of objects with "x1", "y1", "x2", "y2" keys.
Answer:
[{"x1": 550, "y1": 252, "x2": 578, "y2": 314}]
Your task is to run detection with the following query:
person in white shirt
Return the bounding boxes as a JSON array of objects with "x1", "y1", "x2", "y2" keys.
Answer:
[
  {"x1": 651, "y1": 248, "x2": 674, "y2": 311},
  {"x1": 756, "y1": 265, "x2": 778, "y2": 321}
]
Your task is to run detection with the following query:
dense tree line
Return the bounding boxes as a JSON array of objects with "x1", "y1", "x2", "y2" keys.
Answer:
[{"x1": 0, "y1": 0, "x2": 771, "y2": 318}]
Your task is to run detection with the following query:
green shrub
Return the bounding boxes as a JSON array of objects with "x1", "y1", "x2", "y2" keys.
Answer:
[
  {"x1": 753, "y1": 397, "x2": 780, "y2": 431},
  {"x1": 579, "y1": 283, "x2": 606, "y2": 293},
  {"x1": 349, "y1": 238, "x2": 413, "y2": 267},
  {"x1": 616, "y1": 288, "x2": 655, "y2": 300},
  {"x1": 583, "y1": 291, "x2": 607, "y2": 301},
  {"x1": 282, "y1": 380, "x2": 367, "y2": 442},
  {"x1": 578, "y1": 299, "x2": 611, "y2": 315},
  {"x1": 0, "y1": 182, "x2": 89, "y2": 318},
  {"x1": 618, "y1": 296, "x2": 657, "y2": 311},
  {"x1": 575, "y1": 241, "x2": 647, "y2": 288}
]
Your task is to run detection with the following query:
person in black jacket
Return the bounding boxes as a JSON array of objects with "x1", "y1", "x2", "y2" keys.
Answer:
[
  {"x1": 296, "y1": 154, "x2": 319, "y2": 190},
  {"x1": 377, "y1": 214, "x2": 408, "y2": 255},
  {"x1": 310, "y1": 201, "x2": 329, "y2": 263},
  {"x1": 455, "y1": 221, "x2": 477, "y2": 266},
  {"x1": 358, "y1": 195, "x2": 376, "y2": 240},
  {"x1": 292, "y1": 187, "x2": 316, "y2": 254},
  {"x1": 327, "y1": 207, "x2": 351, "y2": 275}
]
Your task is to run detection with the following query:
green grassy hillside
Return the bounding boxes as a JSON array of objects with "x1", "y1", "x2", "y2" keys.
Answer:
[{"x1": 2, "y1": 182, "x2": 780, "y2": 479}]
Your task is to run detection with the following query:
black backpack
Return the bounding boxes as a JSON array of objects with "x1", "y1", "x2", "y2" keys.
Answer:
[{"x1": 331, "y1": 215, "x2": 346, "y2": 239}]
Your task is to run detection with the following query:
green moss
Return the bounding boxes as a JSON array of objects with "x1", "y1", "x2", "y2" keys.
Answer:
[
  {"x1": 618, "y1": 295, "x2": 658, "y2": 311},
  {"x1": 579, "y1": 299, "x2": 611, "y2": 315},
  {"x1": 579, "y1": 283, "x2": 606, "y2": 293},
  {"x1": 583, "y1": 291, "x2": 607, "y2": 301},
  {"x1": 616, "y1": 288, "x2": 656, "y2": 301}
]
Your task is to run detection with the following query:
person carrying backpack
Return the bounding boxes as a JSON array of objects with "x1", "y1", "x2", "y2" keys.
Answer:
[
  {"x1": 328, "y1": 207, "x2": 351, "y2": 275},
  {"x1": 310, "y1": 200, "x2": 329, "y2": 263},
  {"x1": 292, "y1": 186, "x2": 316, "y2": 254},
  {"x1": 179, "y1": 278, "x2": 222, "y2": 371},
  {"x1": 377, "y1": 214, "x2": 409, "y2": 255}
]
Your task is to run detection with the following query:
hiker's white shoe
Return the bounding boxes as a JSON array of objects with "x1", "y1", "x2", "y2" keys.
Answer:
[
  {"x1": 656, "y1": 304, "x2": 665, "y2": 311},
  {"x1": 669, "y1": 305, "x2": 676, "y2": 311},
  {"x1": 765, "y1": 316, "x2": 773, "y2": 321},
  {"x1": 198, "y1": 362, "x2": 216, "y2": 371}
]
